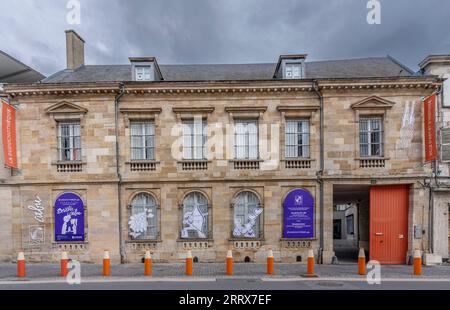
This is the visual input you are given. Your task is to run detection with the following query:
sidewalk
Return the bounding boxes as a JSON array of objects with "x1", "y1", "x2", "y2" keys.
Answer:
[{"x1": 1, "y1": 262, "x2": 449, "y2": 281}]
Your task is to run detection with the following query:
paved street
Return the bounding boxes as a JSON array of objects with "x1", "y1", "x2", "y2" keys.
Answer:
[
  {"x1": 0, "y1": 262, "x2": 449, "y2": 290},
  {"x1": 0, "y1": 278, "x2": 450, "y2": 290},
  {"x1": 1, "y1": 262, "x2": 449, "y2": 279}
]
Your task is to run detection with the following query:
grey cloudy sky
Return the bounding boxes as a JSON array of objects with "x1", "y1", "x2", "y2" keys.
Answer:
[{"x1": 1, "y1": 0, "x2": 449, "y2": 76}]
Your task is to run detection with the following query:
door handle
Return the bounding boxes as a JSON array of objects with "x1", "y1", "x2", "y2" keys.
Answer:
[
  {"x1": 375, "y1": 232, "x2": 383, "y2": 236},
  {"x1": 399, "y1": 234, "x2": 404, "y2": 239}
]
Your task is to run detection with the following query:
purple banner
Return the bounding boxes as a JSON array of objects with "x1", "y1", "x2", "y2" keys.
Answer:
[
  {"x1": 54, "y1": 192, "x2": 84, "y2": 242},
  {"x1": 283, "y1": 189, "x2": 314, "y2": 238}
]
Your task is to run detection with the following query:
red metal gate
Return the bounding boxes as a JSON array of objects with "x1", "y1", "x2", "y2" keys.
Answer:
[{"x1": 370, "y1": 185, "x2": 409, "y2": 264}]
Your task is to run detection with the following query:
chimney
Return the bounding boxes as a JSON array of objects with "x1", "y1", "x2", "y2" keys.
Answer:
[{"x1": 65, "y1": 30, "x2": 85, "y2": 70}]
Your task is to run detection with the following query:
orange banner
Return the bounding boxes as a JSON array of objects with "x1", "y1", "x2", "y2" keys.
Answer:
[
  {"x1": 2, "y1": 99, "x2": 18, "y2": 168},
  {"x1": 423, "y1": 93, "x2": 437, "y2": 162}
]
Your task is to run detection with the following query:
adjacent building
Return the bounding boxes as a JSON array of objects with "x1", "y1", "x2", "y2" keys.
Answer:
[
  {"x1": 419, "y1": 55, "x2": 450, "y2": 262},
  {"x1": 0, "y1": 30, "x2": 444, "y2": 264}
]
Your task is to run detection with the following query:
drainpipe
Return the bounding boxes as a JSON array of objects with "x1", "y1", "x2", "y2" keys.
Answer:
[
  {"x1": 428, "y1": 86, "x2": 444, "y2": 254},
  {"x1": 115, "y1": 83, "x2": 126, "y2": 263},
  {"x1": 313, "y1": 80, "x2": 325, "y2": 264}
]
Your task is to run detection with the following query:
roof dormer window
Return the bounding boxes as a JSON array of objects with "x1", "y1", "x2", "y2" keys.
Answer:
[
  {"x1": 273, "y1": 54, "x2": 307, "y2": 80},
  {"x1": 135, "y1": 66, "x2": 152, "y2": 81},
  {"x1": 129, "y1": 57, "x2": 163, "y2": 82},
  {"x1": 285, "y1": 63, "x2": 302, "y2": 79}
]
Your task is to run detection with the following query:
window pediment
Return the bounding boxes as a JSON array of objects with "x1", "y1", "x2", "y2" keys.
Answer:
[
  {"x1": 45, "y1": 101, "x2": 88, "y2": 115},
  {"x1": 351, "y1": 96, "x2": 395, "y2": 110}
]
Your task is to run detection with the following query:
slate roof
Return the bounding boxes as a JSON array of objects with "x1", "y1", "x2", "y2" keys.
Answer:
[
  {"x1": 0, "y1": 50, "x2": 45, "y2": 83},
  {"x1": 42, "y1": 56, "x2": 414, "y2": 83}
]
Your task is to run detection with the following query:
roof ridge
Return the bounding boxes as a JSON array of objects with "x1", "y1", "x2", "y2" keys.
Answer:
[{"x1": 306, "y1": 56, "x2": 389, "y2": 64}]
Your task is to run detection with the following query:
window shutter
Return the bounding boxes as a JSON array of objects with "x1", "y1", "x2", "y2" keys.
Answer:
[{"x1": 441, "y1": 127, "x2": 450, "y2": 162}]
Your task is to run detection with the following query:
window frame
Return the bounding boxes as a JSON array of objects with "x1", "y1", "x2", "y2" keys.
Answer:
[
  {"x1": 182, "y1": 119, "x2": 207, "y2": 160},
  {"x1": 128, "y1": 192, "x2": 159, "y2": 241},
  {"x1": 130, "y1": 121, "x2": 156, "y2": 161},
  {"x1": 135, "y1": 65, "x2": 152, "y2": 81},
  {"x1": 232, "y1": 191, "x2": 264, "y2": 239},
  {"x1": 233, "y1": 119, "x2": 259, "y2": 160},
  {"x1": 359, "y1": 116, "x2": 384, "y2": 157},
  {"x1": 284, "y1": 118, "x2": 310, "y2": 158},
  {"x1": 180, "y1": 191, "x2": 211, "y2": 240},
  {"x1": 284, "y1": 62, "x2": 302, "y2": 79},
  {"x1": 57, "y1": 121, "x2": 81, "y2": 162}
]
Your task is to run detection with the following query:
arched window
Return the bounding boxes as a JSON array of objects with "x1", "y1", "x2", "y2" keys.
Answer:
[
  {"x1": 232, "y1": 191, "x2": 263, "y2": 238},
  {"x1": 181, "y1": 192, "x2": 209, "y2": 239},
  {"x1": 128, "y1": 193, "x2": 158, "y2": 240}
]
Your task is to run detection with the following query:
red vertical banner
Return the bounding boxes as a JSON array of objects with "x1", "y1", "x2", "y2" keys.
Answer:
[
  {"x1": 423, "y1": 93, "x2": 437, "y2": 162},
  {"x1": 2, "y1": 99, "x2": 18, "y2": 168}
]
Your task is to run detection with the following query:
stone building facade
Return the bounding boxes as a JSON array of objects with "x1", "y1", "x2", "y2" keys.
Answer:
[
  {"x1": 0, "y1": 30, "x2": 444, "y2": 264},
  {"x1": 419, "y1": 55, "x2": 450, "y2": 262}
]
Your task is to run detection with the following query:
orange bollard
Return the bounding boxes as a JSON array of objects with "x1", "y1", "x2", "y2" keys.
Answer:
[
  {"x1": 185, "y1": 250, "x2": 193, "y2": 276},
  {"x1": 413, "y1": 250, "x2": 422, "y2": 276},
  {"x1": 60, "y1": 251, "x2": 69, "y2": 277},
  {"x1": 358, "y1": 248, "x2": 366, "y2": 275},
  {"x1": 103, "y1": 250, "x2": 110, "y2": 277},
  {"x1": 144, "y1": 250, "x2": 152, "y2": 276},
  {"x1": 17, "y1": 252, "x2": 25, "y2": 278},
  {"x1": 226, "y1": 250, "x2": 233, "y2": 276},
  {"x1": 307, "y1": 249, "x2": 315, "y2": 276},
  {"x1": 267, "y1": 249, "x2": 274, "y2": 275}
]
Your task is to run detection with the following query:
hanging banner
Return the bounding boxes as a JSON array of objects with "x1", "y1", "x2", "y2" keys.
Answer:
[
  {"x1": 423, "y1": 93, "x2": 437, "y2": 162},
  {"x1": 54, "y1": 192, "x2": 85, "y2": 242},
  {"x1": 283, "y1": 189, "x2": 314, "y2": 238},
  {"x1": 1, "y1": 99, "x2": 18, "y2": 168}
]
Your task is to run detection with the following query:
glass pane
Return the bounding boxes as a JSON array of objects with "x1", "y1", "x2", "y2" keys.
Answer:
[
  {"x1": 371, "y1": 119, "x2": 381, "y2": 131},
  {"x1": 286, "y1": 121, "x2": 296, "y2": 134},
  {"x1": 130, "y1": 193, "x2": 157, "y2": 240},
  {"x1": 145, "y1": 123, "x2": 155, "y2": 135},
  {"x1": 131, "y1": 136, "x2": 142, "y2": 148},
  {"x1": 301, "y1": 120, "x2": 309, "y2": 133},
  {"x1": 146, "y1": 148, "x2": 155, "y2": 160},
  {"x1": 371, "y1": 144, "x2": 381, "y2": 156},
  {"x1": 132, "y1": 148, "x2": 143, "y2": 160},
  {"x1": 360, "y1": 132, "x2": 368, "y2": 144},
  {"x1": 249, "y1": 145, "x2": 258, "y2": 159},
  {"x1": 233, "y1": 192, "x2": 262, "y2": 238},
  {"x1": 360, "y1": 144, "x2": 368, "y2": 157},
  {"x1": 181, "y1": 192, "x2": 208, "y2": 239},
  {"x1": 247, "y1": 122, "x2": 258, "y2": 134},
  {"x1": 360, "y1": 119, "x2": 368, "y2": 131},
  {"x1": 371, "y1": 132, "x2": 380, "y2": 144},
  {"x1": 131, "y1": 123, "x2": 142, "y2": 135},
  {"x1": 303, "y1": 145, "x2": 310, "y2": 158}
]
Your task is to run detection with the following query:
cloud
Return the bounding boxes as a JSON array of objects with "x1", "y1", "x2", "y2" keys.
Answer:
[{"x1": 0, "y1": 0, "x2": 449, "y2": 76}]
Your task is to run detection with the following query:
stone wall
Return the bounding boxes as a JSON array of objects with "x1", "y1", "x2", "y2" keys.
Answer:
[{"x1": 0, "y1": 78, "x2": 440, "y2": 263}]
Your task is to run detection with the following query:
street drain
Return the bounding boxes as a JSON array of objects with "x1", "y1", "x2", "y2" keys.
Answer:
[{"x1": 317, "y1": 282, "x2": 344, "y2": 287}]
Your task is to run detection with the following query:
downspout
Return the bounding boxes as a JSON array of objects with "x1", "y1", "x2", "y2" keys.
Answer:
[
  {"x1": 429, "y1": 86, "x2": 444, "y2": 254},
  {"x1": 115, "y1": 83, "x2": 126, "y2": 263},
  {"x1": 313, "y1": 80, "x2": 325, "y2": 264}
]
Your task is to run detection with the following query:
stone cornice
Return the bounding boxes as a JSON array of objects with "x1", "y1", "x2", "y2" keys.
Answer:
[
  {"x1": 172, "y1": 107, "x2": 215, "y2": 114},
  {"x1": 3, "y1": 76, "x2": 442, "y2": 97},
  {"x1": 277, "y1": 105, "x2": 320, "y2": 112},
  {"x1": 5, "y1": 82, "x2": 120, "y2": 97},
  {"x1": 317, "y1": 76, "x2": 442, "y2": 91}
]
